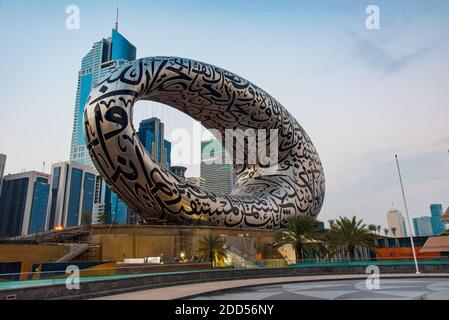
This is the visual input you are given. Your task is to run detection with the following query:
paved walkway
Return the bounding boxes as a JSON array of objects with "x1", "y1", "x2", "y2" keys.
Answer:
[
  {"x1": 192, "y1": 277, "x2": 449, "y2": 300},
  {"x1": 93, "y1": 273, "x2": 449, "y2": 300}
]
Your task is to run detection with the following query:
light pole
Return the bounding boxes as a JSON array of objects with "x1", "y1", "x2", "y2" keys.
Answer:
[{"x1": 395, "y1": 155, "x2": 420, "y2": 274}]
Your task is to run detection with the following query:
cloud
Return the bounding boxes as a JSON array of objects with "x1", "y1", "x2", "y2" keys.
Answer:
[{"x1": 348, "y1": 32, "x2": 436, "y2": 75}]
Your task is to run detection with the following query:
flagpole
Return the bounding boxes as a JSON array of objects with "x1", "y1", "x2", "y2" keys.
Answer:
[{"x1": 395, "y1": 155, "x2": 420, "y2": 274}]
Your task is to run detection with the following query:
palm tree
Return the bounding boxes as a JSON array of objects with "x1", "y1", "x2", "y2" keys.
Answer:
[
  {"x1": 328, "y1": 219, "x2": 335, "y2": 228},
  {"x1": 383, "y1": 228, "x2": 389, "y2": 236},
  {"x1": 368, "y1": 224, "x2": 377, "y2": 234},
  {"x1": 328, "y1": 216, "x2": 376, "y2": 261},
  {"x1": 376, "y1": 225, "x2": 381, "y2": 235},
  {"x1": 391, "y1": 227, "x2": 397, "y2": 238},
  {"x1": 273, "y1": 216, "x2": 322, "y2": 263},
  {"x1": 198, "y1": 234, "x2": 227, "y2": 268}
]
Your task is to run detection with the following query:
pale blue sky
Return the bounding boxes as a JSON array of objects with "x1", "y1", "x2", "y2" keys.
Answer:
[{"x1": 0, "y1": 0, "x2": 448, "y2": 229}]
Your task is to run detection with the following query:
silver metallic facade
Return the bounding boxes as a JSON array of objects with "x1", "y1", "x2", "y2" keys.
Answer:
[{"x1": 84, "y1": 57, "x2": 325, "y2": 229}]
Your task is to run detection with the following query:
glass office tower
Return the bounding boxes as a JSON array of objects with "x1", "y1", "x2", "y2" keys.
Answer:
[
  {"x1": 0, "y1": 172, "x2": 50, "y2": 237},
  {"x1": 28, "y1": 177, "x2": 51, "y2": 234},
  {"x1": 104, "y1": 188, "x2": 129, "y2": 224},
  {"x1": 413, "y1": 216, "x2": 433, "y2": 236},
  {"x1": 46, "y1": 161, "x2": 96, "y2": 229},
  {"x1": 137, "y1": 117, "x2": 172, "y2": 170},
  {"x1": 430, "y1": 204, "x2": 445, "y2": 235},
  {"x1": 70, "y1": 29, "x2": 136, "y2": 166},
  {"x1": 69, "y1": 28, "x2": 136, "y2": 225}
]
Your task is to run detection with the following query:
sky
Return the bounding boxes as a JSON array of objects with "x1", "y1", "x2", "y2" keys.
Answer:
[{"x1": 0, "y1": 0, "x2": 448, "y2": 230}]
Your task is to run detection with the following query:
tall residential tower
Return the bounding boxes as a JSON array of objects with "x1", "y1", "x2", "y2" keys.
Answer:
[{"x1": 386, "y1": 208, "x2": 408, "y2": 238}]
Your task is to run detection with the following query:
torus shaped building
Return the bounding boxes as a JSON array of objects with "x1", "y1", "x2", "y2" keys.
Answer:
[{"x1": 84, "y1": 57, "x2": 325, "y2": 229}]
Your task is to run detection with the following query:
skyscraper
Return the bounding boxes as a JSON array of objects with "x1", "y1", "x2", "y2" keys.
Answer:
[
  {"x1": 171, "y1": 166, "x2": 187, "y2": 179},
  {"x1": 430, "y1": 204, "x2": 445, "y2": 235},
  {"x1": 46, "y1": 161, "x2": 96, "y2": 229},
  {"x1": 137, "y1": 117, "x2": 172, "y2": 170},
  {"x1": 386, "y1": 208, "x2": 407, "y2": 238},
  {"x1": 413, "y1": 216, "x2": 433, "y2": 236},
  {"x1": 443, "y1": 206, "x2": 449, "y2": 224},
  {"x1": 92, "y1": 175, "x2": 106, "y2": 225},
  {"x1": 104, "y1": 188, "x2": 129, "y2": 224},
  {"x1": 0, "y1": 154, "x2": 6, "y2": 195},
  {"x1": 70, "y1": 28, "x2": 136, "y2": 166},
  {"x1": 200, "y1": 139, "x2": 235, "y2": 194},
  {"x1": 0, "y1": 171, "x2": 50, "y2": 237},
  {"x1": 68, "y1": 26, "x2": 136, "y2": 225}
]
